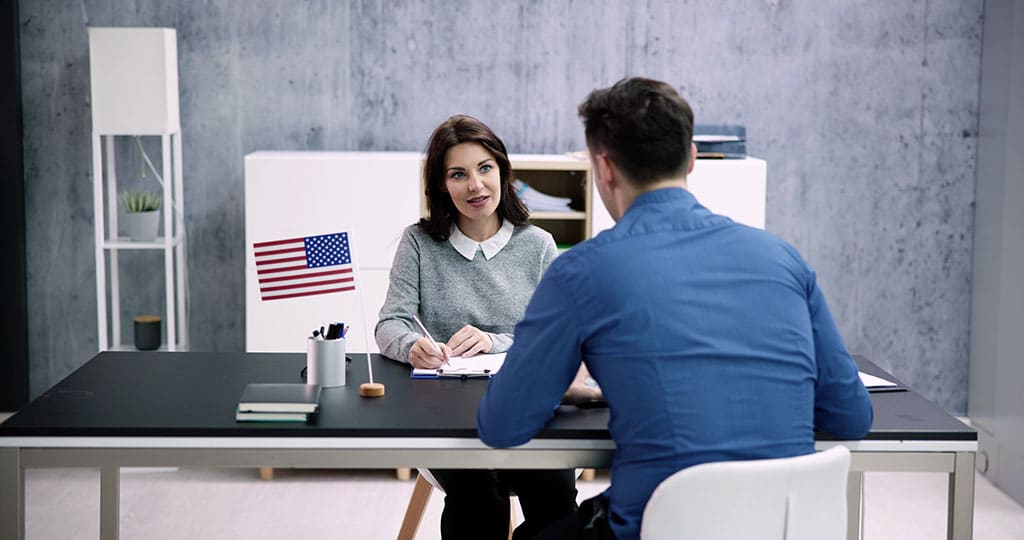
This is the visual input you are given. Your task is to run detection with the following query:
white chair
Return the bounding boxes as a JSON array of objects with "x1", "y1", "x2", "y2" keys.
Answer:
[{"x1": 640, "y1": 446, "x2": 851, "y2": 540}]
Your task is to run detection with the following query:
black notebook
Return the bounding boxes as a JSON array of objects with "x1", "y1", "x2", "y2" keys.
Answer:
[{"x1": 238, "y1": 383, "x2": 322, "y2": 413}]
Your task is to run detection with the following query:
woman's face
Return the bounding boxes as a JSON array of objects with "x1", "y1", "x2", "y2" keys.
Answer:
[{"x1": 443, "y1": 142, "x2": 502, "y2": 227}]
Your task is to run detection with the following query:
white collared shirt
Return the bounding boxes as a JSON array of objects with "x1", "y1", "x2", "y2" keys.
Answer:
[{"x1": 448, "y1": 219, "x2": 514, "y2": 261}]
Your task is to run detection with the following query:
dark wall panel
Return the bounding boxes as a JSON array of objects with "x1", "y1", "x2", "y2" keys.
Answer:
[{"x1": 2, "y1": 0, "x2": 28, "y2": 410}]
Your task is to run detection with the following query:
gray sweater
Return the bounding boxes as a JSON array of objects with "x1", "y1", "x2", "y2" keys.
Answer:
[{"x1": 375, "y1": 223, "x2": 558, "y2": 363}]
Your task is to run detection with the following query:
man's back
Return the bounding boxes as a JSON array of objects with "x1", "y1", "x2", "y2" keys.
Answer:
[{"x1": 478, "y1": 187, "x2": 872, "y2": 540}]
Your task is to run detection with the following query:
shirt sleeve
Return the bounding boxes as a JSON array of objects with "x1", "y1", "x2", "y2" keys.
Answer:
[
  {"x1": 806, "y1": 267, "x2": 874, "y2": 439},
  {"x1": 374, "y1": 229, "x2": 422, "y2": 364},
  {"x1": 477, "y1": 260, "x2": 583, "y2": 448}
]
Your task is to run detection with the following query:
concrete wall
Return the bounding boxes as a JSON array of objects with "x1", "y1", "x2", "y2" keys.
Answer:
[{"x1": 19, "y1": 0, "x2": 982, "y2": 414}]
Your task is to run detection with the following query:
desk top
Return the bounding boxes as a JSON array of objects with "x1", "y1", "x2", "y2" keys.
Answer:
[{"x1": 0, "y1": 352, "x2": 974, "y2": 442}]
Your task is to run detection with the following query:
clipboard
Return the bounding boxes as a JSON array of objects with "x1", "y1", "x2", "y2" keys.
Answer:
[
  {"x1": 411, "y1": 367, "x2": 494, "y2": 379},
  {"x1": 410, "y1": 352, "x2": 506, "y2": 380}
]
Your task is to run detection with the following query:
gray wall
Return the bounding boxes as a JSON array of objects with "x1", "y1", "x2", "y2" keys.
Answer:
[{"x1": 20, "y1": 0, "x2": 982, "y2": 414}]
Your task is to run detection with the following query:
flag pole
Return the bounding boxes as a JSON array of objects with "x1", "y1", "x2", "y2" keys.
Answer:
[{"x1": 348, "y1": 231, "x2": 385, "y2": 398}]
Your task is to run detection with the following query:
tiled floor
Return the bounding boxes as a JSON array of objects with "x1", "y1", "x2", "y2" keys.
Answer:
[{"x1": 15, "y1": 465, "x2": 1024, "y2": 539}]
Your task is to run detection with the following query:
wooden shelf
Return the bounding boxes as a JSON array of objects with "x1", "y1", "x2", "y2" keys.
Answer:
[
  {"x1": 509, "y1": 156, "x2": 592, "y2": 247},
  {"x1": 530, "y1": 211, "x2": 586, "y2": 220}
]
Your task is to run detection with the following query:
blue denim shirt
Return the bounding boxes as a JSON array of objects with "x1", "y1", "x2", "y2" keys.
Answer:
[{"x1": 478, "y1": 187, "x2": 873, "y2": 540}]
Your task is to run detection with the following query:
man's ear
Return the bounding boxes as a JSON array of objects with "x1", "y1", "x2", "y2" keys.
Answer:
[
  {"x1": 687, "y1": 142, "x2": 697, "y2": 175},
  {"x1": 594, "y1": 153, "x2": 617, "y2": 191}
]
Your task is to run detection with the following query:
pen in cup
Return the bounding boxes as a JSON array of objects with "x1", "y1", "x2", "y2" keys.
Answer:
[{"x1": 411, "y1": 314, "x2": 447, "y2": 363}]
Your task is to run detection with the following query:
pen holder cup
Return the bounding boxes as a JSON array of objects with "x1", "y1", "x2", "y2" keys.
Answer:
[{"x1": 306, "y1": 337, "x2": 346, "y2": 388}]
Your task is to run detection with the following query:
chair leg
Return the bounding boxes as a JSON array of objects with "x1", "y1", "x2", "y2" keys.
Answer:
[
  {"x1": 397, "y1": 473, "x2": 434, "y2": 540},
  {"x1": 258, "y1": 467, "x2": 274, "y2": 480},
  {"x1": 507, "y1": 496, "x2": 517, "y2": 540},
  {"x1": 396, "y1": 467, "x2": 412, "y2": 480}
]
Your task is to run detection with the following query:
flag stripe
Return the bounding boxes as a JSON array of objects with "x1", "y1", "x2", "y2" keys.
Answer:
[
  {"x1": 262, "y1": 285, "x2": 356, "y2": 301},
  {"x1": 257, "y1": 264, "x2": 311, "y2": 275},
  {"x1": 254, "y1": 246, "x2": 305, "y2": 258},
  {"x1": 258, "y1": 268, "x2": 353, "y2": 284},
  {"x1": 253, "y1": 237, "x2": 304, "y2": 248},
  {"x1": 260, "y1": 276, "x2": 354, "y2": 293},
  {"x1": 255, "y1": 255, "x2": 306, "y2": 266}
]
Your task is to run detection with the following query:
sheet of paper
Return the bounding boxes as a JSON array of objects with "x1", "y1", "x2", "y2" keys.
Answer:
[
  {"x1": 859, "y1": 371, "x2": 897, "y2": 388},
  {"x1": 693, "y1": 134, "x2": 743, "y2": 142},
  {"x1": 411, "y1": 352, "x2": 507, "y2": 378}
]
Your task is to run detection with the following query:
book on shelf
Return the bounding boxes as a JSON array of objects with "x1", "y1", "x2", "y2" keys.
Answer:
[
  {"x1": 237, "y1": 382, "x2": 322, "y2": 414},
  {"x1": 235, "y1": 408, "x2": 311, "y2": 422}
]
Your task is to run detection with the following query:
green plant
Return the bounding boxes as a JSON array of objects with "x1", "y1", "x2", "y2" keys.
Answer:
[{"x1": 120, "y1": 191, "x2": 162, "y2": 213}]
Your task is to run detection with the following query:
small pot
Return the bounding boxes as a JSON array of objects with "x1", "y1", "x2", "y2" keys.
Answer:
[
  {"x1": 124, "y1": 210, "x2": 160, "y2": 241},
  {"x1": 134, "y1": 315, "x2": 162, "y2": 350}
]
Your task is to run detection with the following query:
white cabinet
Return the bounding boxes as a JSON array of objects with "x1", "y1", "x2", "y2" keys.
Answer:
[
  {"x1": 244, "y1": 152, "x2": 766, "y2": 354},
  {"x1": 244, "y1": 152, "x2": 421, "y2": 353},
  {"x1": 591, "y1": 157, "x2": 767, "y2": 234}
]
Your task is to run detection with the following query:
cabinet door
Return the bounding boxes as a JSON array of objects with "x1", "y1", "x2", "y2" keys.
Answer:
[
  {"x1": 244, "y1": 152, "x2": 421, "y2": 353},
  {"x1": 590, "y1": 157, "x2": 766, "y2": 235}
]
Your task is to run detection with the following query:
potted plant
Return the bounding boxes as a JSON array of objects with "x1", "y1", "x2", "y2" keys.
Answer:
[{"x1": 120, "y1": 191, "x2": 162, "y2": 241}]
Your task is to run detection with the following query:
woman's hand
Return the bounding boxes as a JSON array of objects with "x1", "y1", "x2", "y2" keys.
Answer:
[
  {"x1": 409, "y1": 337, "x2": 451, "y2": 369},
  {"x1": 446, "y1": 325, "x2": 493, "y2": 357}
]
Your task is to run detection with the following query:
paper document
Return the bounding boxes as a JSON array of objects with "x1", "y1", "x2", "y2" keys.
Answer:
[
  {"x1": 693, "y1": 134, "x2": 744, "y2": 142},
  {"x1": 411, "y1": 352, "x2": 507, "y2": 378},
  {"x1": 859, "y1": 371, "x2": 898, "y2": 388}
]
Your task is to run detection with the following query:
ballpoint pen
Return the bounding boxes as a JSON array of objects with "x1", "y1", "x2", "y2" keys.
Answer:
[{"x1": 410, "y1": 314, "x2": 446, "y2": 361}]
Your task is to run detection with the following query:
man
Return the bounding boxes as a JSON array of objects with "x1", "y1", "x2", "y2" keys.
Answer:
[{"x1": 477, "y1": 77, "x2": 873, "y2": 540}]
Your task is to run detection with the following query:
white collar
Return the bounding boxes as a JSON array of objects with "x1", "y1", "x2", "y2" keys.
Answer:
[{"x1": 449, "y1": 219, "x2": 514, "y2": 261}]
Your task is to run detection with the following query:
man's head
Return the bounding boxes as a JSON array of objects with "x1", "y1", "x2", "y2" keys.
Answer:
[{"x1": 578, "y1": 77, "x2": 694, "y2": 187}]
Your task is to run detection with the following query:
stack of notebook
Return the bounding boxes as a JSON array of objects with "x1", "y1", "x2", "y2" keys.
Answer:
[
  {"x1": 235, "y1": 383, "x2": 322, "y2": 422},
  {"x1": 693, "y1": 124, "x2": 747, "y2": 159},
  {"x1": 514, "y1": 179, "x2": 574, "y2": 213}
]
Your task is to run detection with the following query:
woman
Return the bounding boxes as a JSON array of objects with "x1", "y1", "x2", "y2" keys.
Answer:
[{"x1": 375, "y1": 115, "x2": 577, "y2": 539}]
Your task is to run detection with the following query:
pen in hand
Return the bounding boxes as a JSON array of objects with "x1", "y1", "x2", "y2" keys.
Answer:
[{"x1": 411, "y1": 314, "x2": 448, "y2": 364}]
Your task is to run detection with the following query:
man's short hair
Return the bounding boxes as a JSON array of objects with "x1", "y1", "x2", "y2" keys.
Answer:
[{"x1": 578, "y1": 77, "x2": 694, "y2": 185}]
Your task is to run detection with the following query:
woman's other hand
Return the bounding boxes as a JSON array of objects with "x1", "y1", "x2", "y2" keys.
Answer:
[
  {"x1": 562, "y1": 364, "x2": 604, "y2": 405},
  {"x1": 409, "y1": 337, "x2": 451, "y2": 369},
  {"x1": 446, "y1": 325, "x2": 493, "y2": 357}
]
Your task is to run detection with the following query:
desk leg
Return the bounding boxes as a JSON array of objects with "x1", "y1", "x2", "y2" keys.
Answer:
[
  {"x1": 846, "y1": 470, "x2": 863, "y2": 540},
  {"x1": 101, "y1": 465, "x2": 120, "y2": 540},
  {"x1": 947, "y1": 451, "x2": 976, "y2": 540},
  {"x1": 1, "y1": 447, "x2": 25, "y2": 540}
]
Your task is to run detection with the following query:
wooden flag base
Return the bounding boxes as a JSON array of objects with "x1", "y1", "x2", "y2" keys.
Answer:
[{"x1": 359, "y1": 382, "x2": 385, "y2": 398}]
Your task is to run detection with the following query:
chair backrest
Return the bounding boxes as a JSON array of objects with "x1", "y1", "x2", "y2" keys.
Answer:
[{"x1": 640, "y1": 446, "x2": 851, "y2": 540}]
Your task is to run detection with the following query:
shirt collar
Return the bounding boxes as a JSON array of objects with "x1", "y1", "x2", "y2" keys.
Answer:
[
  {"x1": 623, "y1": 187, "x2": 695, "y2": 215},
  {"x1": 449, "y1": 219, "x2": 514, "y2": 261}
]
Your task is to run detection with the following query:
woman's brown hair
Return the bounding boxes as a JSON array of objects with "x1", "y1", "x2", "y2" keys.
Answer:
[{"x1": 418, "y1": 115, "x2": 529, "y2": 241}]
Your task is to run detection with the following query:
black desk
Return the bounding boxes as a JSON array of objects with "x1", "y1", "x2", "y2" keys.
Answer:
[{"x1": 0, "y1": 352, "x2": 976, "y2": 540}]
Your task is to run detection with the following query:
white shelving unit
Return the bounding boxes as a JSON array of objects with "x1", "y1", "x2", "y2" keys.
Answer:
[
  {"x1": 244, "y1": 152, "x2": 766, "y2": 354},
  {"x1": 89, "y1": 27, "x2": 188, "y2": 351}
]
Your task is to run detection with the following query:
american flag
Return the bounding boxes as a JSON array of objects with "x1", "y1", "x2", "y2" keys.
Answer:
[{"x1": 253, "y1": 232, "x2": 356, "y2": 301}]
